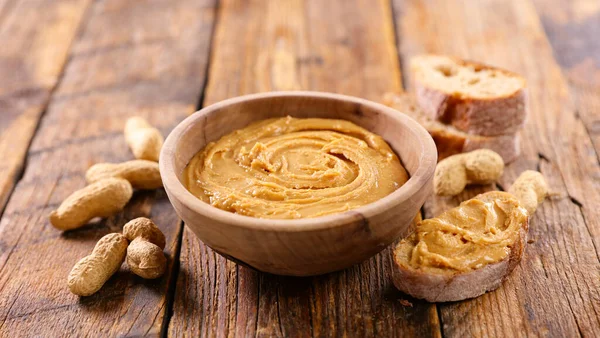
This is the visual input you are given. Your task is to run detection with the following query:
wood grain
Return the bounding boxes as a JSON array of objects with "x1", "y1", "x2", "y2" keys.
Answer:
[
  {"x1": 534, "y1": 0, "x2": 600, "y2": 258},
  {"x1": 0, "y1": 0, "x2": 92, "y2": 214},
  {"x1": 0, "y1": 0, "x2": 216, "y2": 336},
  {"x1": 393, "y1": 0, "x2": 600, "y2": 336},
  {"x1": 169, "y1": 0, "x2": 440, "y2": 336}
]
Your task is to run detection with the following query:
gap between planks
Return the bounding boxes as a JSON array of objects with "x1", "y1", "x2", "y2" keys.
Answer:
[{"x1": 161, "y1": 2, "x2": 223, "y2": 332}]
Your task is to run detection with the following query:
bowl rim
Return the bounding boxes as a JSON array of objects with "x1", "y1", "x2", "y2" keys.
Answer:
[{"x1": 159, "y1": 91, "x2": 437, "y2": 232}]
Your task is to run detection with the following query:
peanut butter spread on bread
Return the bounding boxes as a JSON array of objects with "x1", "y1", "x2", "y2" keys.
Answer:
[
  {"x1": 397, "y1": 191, "x2": 528, "y2": 272},
  {"x1": 183, "y1": 116, "x2": 408, "y2": 219}
]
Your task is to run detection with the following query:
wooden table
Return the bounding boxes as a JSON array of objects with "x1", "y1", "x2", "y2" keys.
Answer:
[{"x1": 1, "y1": 0, "x2": 598, "y2": 336}]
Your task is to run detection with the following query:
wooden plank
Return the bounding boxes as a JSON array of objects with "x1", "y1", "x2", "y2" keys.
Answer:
[
  {"x1": 0, "y1": 0, "x2": 92, "y2": 214},
  {"x1": 533, "y1": 0, "x2": 600, "y2": 151},
  {"x1": 168, "y1": 0, "x2": 441, "y2": 337},
  {"x1": 393, "y1": 0, "x2": 600, "y2": 336},
  {"x1": 0, "y1": 0, "x2": 216, "y2": 336},
  {"x1": 533, "y1": 0, "x2": 600, "y2": 256}
]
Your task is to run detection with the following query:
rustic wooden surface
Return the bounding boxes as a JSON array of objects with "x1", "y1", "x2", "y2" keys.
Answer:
[{"x1": 0, "y1": 0, "x2": 598, "y2": 337}]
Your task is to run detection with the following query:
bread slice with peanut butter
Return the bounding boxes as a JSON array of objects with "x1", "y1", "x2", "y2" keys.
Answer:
[
  {"x1": 383, "y1": 92, "x2": 520, "y2": 163},
  {"x1": 392, "y1": 191, "x2": 528, "y2": 302},
  {"x1": 410, "y1": 55, "x2": 528, "y2": 136}
]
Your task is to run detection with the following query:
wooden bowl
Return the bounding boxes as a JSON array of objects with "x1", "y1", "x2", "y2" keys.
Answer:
[{"x1": 160, "y1": 91, "x2": 437, "y2": 276}]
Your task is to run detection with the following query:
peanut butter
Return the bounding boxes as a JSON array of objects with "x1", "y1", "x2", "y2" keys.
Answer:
[
  {"x1": 183, "y1": 116, "x2": 408, "y2": 219},
  {"x1": 397, "y1": 192, "x2": 528, "y2": 272}
]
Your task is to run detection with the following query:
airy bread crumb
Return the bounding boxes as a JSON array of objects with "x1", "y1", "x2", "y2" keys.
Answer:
[{"x1": 410, "y1": 55, "x2": 528, "y2": 136}]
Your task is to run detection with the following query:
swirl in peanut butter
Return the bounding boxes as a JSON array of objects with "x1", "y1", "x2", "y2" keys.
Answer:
[
  {"x1": 183, "y1": 116, "x2": 408, "y2": 219},
  {"x1": 397, "y1": 192, "x2": 528, "y2": 272}
]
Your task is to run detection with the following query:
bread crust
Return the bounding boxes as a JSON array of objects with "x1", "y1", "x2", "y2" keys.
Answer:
[
  {"x1": 429, "y1": 124, "x2": 520, "y2": 163},
  {"x1": 383, "y1": 92, "x2": 520, "y2": 163},
  {"x1": 411, "y1": 55, "x2": 528, "y2": 136},
  {"x1": 392, "y1": 191, "x2": 529, "y2": 302}
]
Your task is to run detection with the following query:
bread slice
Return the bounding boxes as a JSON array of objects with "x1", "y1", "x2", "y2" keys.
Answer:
[
  {"x1": 410, "y1": 55, "x2": 528, "y2": 136},
  {"x1": 392, "y1": 191, "x2": 528, "y2": 302},
  {"x1": 383, "y1": 92, "x2": 520, "y2": 163}
]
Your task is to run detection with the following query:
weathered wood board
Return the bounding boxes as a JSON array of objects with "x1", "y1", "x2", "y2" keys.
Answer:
[
  {"x1": 0, "y1": 0, "x2": 92, "y2": 214},
  {"x1": 535, "y1": 0, "x2": 600, "y2": 153},
  {"x1": 534, "y1": 0, "x2": 600, "y2": 252},
  {"x1": 0, "y1": 0, "x2": 216, "y2": 336},
  {"x1": 168, "y1": 0, "x2": 441, "y2": 337}
]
